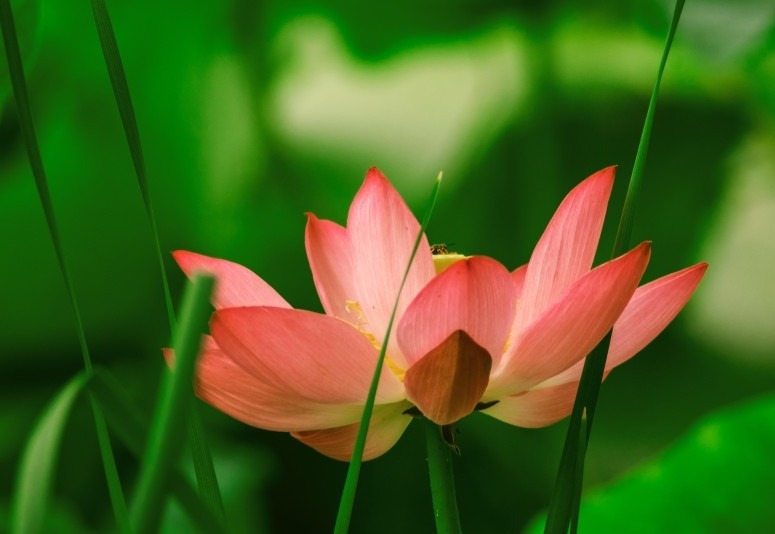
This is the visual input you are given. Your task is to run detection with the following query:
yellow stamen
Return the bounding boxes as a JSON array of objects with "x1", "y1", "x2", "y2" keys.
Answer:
[
  {"x1": 432, "y1": 253, "x2": 467, "y2": 274},
  {"x1": 502, "y1": 332, "x2": 512, "y2": 355},
  {"x1": 385, "y1": 358, "x2": 406, "y2": 380},
  {"x1": 503, "y1": 298, "x2": 520, "y2": 354},
  {"x1": 345, "y1": 299, "x2": 405, "y2": 379}
]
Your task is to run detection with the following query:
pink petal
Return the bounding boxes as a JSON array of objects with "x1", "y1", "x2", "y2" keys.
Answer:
[
  {"x1": 347, "y1": 168, "x2": 436, "y2": 369},
  {"x1": 292, "y1": 401, "x2": 413, "y2": 461},
  {"x1": 512, "y1": 264, "x2": 527, "y2": 301},
  {"x1": 516, "y1": 167, "x2": 615, "y2": 329},
  {"x1": 481, "y1": 382, "x2": 579, "y2": 428},
  {"x1": 305, "y1": 214, "x2": 359, "y2": 321},
  {"x1": 537, "y1": 262, "x2": 708, "y2": 389},
  {"x1": 403, "y1": 330, "x2": 492, "y2": 425},
  {"x1": 211, "y1": 307, "x2": 406, "y2": 404},
  {"x1": 610, "y1": 262, "x2": 707, "y2": 365},
  {"x1": 489, "y1": 242, "x2": 651, "y2": 397},
  {"x1": 398, "y1": 256, "x2": 516, "y2": 369},
  {"x1": 166, "y1": 337, "x2": 367, "y2": 431},
  {"x1": 173, "y1": 250, "x2": 290, "y2": 309}
]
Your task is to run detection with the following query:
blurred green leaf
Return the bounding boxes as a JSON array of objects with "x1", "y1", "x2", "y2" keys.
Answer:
[
  {"x1": 131, "y1": 274, "x2": 217, "y2": 533},
  {"x1": 0, "y1": 0, "x2": 40, "y2": 103},
  {"x1": 528, "y1": 392, "x2": 775, "y2": 533},
  {"x1": 10, "y1": 372, "x2": 89, "y2": 534},
  {"x1": 89, "y1": 369, "x2": 227, "y2": 533},
  {"x1": 679, "y1": 0, "x2": 775, "y2": 63}
]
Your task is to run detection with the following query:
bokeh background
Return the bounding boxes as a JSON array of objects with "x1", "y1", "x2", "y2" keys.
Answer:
[{"x1": 2, "y1": 0, "x2": 775, "y2": 532}]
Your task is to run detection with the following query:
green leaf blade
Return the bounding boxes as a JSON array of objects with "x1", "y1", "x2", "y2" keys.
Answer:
[
  {"x1": 545, "y1": 2, "x2": 687, "y2": 532},
  {"x1": 10, "y1": 373, "x2": 90, "y2": 534},
  {"x1": 131, "y1": 274, "x2": 216, "y2": 533},
  {"x1": 88, "y1": 2, "x2": 224, "y2": 515},
  {"x1": 1, "y1": 0, "x2": 129, "y2": 529},
  {"x1": 89, "y1": 369, "x2": 227, "y2": 533},
  {"x1": 532, "y1": 393, "x2": 775, "y2": 532},
  {"x1": 88, "y1": 0, "x2": 176, "y2": 334}
]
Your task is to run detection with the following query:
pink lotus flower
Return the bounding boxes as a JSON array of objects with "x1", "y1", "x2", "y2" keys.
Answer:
[{"x1": 172, "y1": 167, "x2": 706, "y2": 461}]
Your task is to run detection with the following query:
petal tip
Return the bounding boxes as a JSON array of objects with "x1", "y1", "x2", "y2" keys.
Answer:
[
  {"x1": 583, "y1": 165, "x2": 617, "y2": 191},
  {"x1": 634, "y1": 241, "x2": 652, "y2": 255},
  {"x1": 679, "y1": 261, "x2": 709, "y2": 285},
  {"x1": 172, "y1": 250, "x2": 202, "y2": 277},
  {"x1": 304, "y1": 212, "x2": 322, "y2": 232},
  {"x1": 365, "y1": 166, "x2": 388, "y2": 183},
  {"x1": 171, "y1": 249, "x2": 189, "y2": 262}
]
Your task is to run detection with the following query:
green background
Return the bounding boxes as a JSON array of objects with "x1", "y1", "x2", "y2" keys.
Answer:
[{"x1": 2, "y1": 0, "x2": 775, "y2": 531}]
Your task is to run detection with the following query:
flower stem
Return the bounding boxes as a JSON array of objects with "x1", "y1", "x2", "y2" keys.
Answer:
[{"x1": 425, "y1": 420, "x2": 462, "y2": 534}]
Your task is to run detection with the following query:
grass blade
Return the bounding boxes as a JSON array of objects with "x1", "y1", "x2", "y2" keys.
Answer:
[
  {"x1": 89, "y1": 397, "x2": 130, "y2": 533},
  {"x1": 131, "y1": 274, "x2": 215, "y2": 533},
  {"x1": 88, "y1": 0, "x2": 175, "y2": 331},
  {"x1": 89, "y1": 369, "x2": 227, "y2": 533},
  {"x1": 1, "y1": 1, "x2": 129, "y2": 530},
  {"x1": 334, "y1": 172, "x2": 443, "y2": 534},
  {"x1": 10, "y1": 373, "x2": 89, "y2": 534},
  {"x1": 612, "y1": 0, "x2": 686, "y2": 258},
  {"x1": 188, "y1": 413, "x2": 227, "y2": 518},
  {"x1": 88, "y1": 1, "x2": 224, "y2": 515},
  {"x1": 545, "y1": 2, "x2": 686, "y2": 532}
]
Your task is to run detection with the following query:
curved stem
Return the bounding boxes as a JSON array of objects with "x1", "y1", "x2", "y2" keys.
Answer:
[{"x1": 425, "y1": 420, "x2": 462, "y2": 534}]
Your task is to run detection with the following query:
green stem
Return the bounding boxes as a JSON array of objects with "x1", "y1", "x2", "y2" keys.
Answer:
[
  {"x1": 425, "y1": 420, "x2": 462, "y2": 534},
  {"x1": 89, "y1": 0, "x2": 177, "y2": 334},
  {"x1": 188, "y1": 410, "x2": 226, "y2": 519},
  {"x1": 545, "y1": 2, "x2": 686, "y2": 532},
  {"x1": 131, "y1": 274, "x2": 215, "y2": 533}
]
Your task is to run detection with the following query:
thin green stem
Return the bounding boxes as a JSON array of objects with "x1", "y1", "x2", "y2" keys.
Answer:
[
  {"x1": 88, "y1": 0, "x2": 176, "y2": 332},
  {"x1": 0, "y1": 1, "x2": 129, "y2": 530},
  {"x1": 88, "y1": 1, "x2": 225, "y2": 519},
  {"x1": 425, "y1": 420, "x2": 462, "y2": 534},
  {"x1": 613, "y1": 0, "x2": 685, "y2": 259},
  {"x1": 89, "y1": 396, "x2": 131, "y2": 534},
  {"x1": 334, "y1": 173, "x2": 443, "y2": 534},
  {"x1": 545, "y1": 2, "x2": 686, "y2": 532},
  {"x1": 188, "y1": 412, "x2": 227, "y2": 519},
  {"x1": 90, "y1": 369, "x2": 227, "y2": 533}
]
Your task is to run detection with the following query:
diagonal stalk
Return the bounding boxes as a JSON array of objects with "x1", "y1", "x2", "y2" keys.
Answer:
[
  {"x1": 89, "y1": 0, "x2": 175, "y2": 331},
  {"x1": 88, "y1": 0, "x2": 225, "y2": 519},
  {"x1": 0, "y1": 1, "x2": 129, "y2": 531},
  {"x1": 334, "y1": 173, "x2": 444, "y2": 534},
  {"x1": 545, "y1": 2, "x2": 686, "y2": 532}
]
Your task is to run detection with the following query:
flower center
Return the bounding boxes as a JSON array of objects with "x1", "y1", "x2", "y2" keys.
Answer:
[{"x1": 431, "y1": 243, "x2": 467, "y2": 274}]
